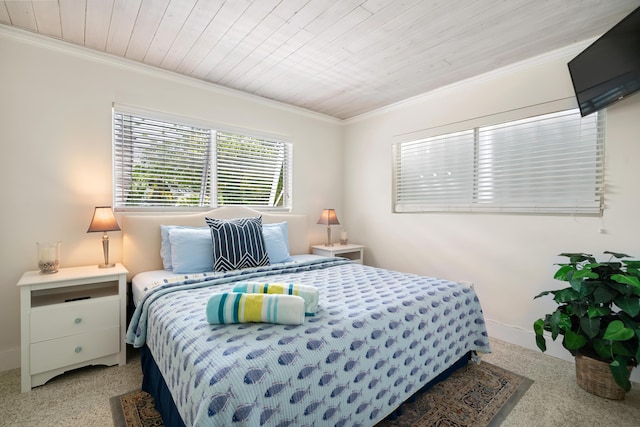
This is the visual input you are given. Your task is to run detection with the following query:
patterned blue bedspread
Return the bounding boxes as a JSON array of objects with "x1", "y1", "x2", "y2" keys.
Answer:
[{"x1": 126, "y1": 258, "x2": 491, "y2": 427}]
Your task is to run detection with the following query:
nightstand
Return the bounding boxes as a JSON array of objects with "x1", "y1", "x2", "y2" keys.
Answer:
[
  {"x1": 312, "y1": 243, "x2": 365, "y2": 264},
  {"x1": 17, "y1": 263, "x2": 128, "y2": 392}
]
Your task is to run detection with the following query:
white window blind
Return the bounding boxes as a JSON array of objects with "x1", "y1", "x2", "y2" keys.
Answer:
[
  {"x1": 215, "y1": 131, "x2": 291, "y2": 207},
  {"x1": 113, "y1": 110, "x2": 291, "y2": 210},
  {"x1": 393, "y1": 109, "x2": 604, "y2": 214}
]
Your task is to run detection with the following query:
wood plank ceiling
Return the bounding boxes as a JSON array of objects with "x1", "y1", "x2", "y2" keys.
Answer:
[{"x1": 1, "y1": 0, "x2": 638, "y2": 119}]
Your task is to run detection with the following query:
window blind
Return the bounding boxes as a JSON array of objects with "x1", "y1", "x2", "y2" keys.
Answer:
[
  {"x1": 393, "y1": 109, "x2": 604, "y2": 215},
  {"x1": 215, "y1": 131, "x2": 291, "y2": 207},
  {"x1": 113, "y1": 110, "x2": 291, "y2": 210},
  {"x1": 114, "y1": 112, "x2": 212, "y2": 207}
]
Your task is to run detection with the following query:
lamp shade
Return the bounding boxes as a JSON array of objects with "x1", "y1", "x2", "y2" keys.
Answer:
[
  {"x1": 87, "y1": 206, "x2": 121, "y2": 233},
  {"x1": 317, "y1": 209, "x2": 340, "y2": 225}
]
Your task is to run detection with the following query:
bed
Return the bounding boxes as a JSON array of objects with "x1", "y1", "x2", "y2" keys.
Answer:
[{"x1": 122, "y1": 207, "x2": 491, "y2": 427}]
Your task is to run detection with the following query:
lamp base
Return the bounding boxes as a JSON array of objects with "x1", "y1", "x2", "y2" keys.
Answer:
[
  {"x1": 99, "y1": 233, "x2": 115, "y2": 269},
  {"x1": 325, "y1": 226, "x2": 334, "y2": 247}
]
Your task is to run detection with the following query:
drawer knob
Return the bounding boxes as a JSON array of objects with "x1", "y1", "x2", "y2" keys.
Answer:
[
  {"x1": 74, "y1": 318, "x2": 82, "y2": 324},
  {"x1": 74, "y1": 346, "x2": 82, "y2": 353}
]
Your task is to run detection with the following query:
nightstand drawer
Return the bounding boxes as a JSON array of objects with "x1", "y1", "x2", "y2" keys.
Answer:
[
  {"x1": 30, "y1": 296, "x2": 120, "y2": 343},
  {"x1": 30, "y1": 326, "x2": 120, "y2": 374}
]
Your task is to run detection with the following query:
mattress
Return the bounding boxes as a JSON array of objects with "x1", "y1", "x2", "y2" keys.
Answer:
[
  {"x1": 126, "y1": 257, "x2": 491, "y2": 426},
  {"x1": 131, "y1": 254, "x2": 323, "y2": 307}
]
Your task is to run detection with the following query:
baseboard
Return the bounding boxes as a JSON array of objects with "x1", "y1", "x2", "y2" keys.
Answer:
[
  {"x1": 485, "y1": 318, "x2": 573, "y2": 361},
  {"x1": 0, "y1": 346, "x2": 20, "y2": 373},
  {"x1": 485, "y1": 318, "x2": 640, "y2": 384}
]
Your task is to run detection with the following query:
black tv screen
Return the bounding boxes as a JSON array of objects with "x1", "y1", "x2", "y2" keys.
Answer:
[{"x1": 568, "y1": 6, "x2": 640, "y2": 117}]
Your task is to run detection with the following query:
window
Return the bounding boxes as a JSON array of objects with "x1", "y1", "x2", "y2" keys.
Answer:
[
  {"x1": 393, "y1": 109, "x2": 604, "y2": 215},
  {"x1": 113, "y1": 108, "x2": 292, "y2": 210}
]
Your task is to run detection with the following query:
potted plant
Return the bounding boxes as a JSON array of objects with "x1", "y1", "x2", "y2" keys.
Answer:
[{"x1": 533, "y1": 251, "x2": 640, "y2": 398}]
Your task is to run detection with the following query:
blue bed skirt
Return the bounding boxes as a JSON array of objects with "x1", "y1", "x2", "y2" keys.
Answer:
[
  {"x1": 140, "y1": 345, "x2": 472, "y2": 426},
  {"x1": 141, "y1": 345, "x2": 186, "y2": 427}
]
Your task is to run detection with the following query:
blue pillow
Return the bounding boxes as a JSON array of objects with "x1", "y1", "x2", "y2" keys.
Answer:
[
  {"x1": 205, "y1": 216, "x2": 270, "y2": 272},
  {"x1": 160, "y1": 225, "x2": 208, "y2": 270},
  {"x1": 262, "y1": 222, "x2": 292, "y2": 263},
  {"x1": 168, "y1": 227, "x2": 213, "y2": 273},
  {"x1": 160, "y1": 222, "x2": 292, "y2": 270}
]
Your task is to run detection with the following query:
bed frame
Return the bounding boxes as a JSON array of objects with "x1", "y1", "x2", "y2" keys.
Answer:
[{"x1": 121, "y1": 206, "x2": 309, "y2": 281}]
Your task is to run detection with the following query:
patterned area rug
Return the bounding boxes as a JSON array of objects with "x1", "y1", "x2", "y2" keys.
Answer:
[
  {"x1": 110, "y1": 361, "x2": 532, "y2": 427},
  {"x1": 379, "y1": 362, "x2": 533, "y2": 427},
  {"x1": 110, "y1": 388, "x2": 164, "y2": 427}
]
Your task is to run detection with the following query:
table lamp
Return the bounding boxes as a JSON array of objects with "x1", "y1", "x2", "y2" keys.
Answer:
[
  {"x1": 87, "y1": 206, "x2": 120, "y2": 268},
  {"x1": 317, "y1": 208, "x2": 340, "y2": 246}
]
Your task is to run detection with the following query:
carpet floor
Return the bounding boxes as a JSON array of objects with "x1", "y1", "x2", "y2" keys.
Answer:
[{"x1": 111, "y1": 361, "x2": 532, "y2": 427}]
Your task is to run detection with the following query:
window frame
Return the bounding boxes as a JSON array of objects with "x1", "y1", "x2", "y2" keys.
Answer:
[
  {"x1": 112, "y1": 105, "x2": 293, "y2": 212},
  {"x1": 392, "y1": 107, "x2": 605, "y2": 216}
]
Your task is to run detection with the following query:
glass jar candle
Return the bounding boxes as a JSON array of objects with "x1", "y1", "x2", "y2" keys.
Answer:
[
  {"x1": 37, "y1": 241, "x2": 60, "y2": 274},
  {"x1": 340, "y1": 230, "x2": 348, "y2": 245}
]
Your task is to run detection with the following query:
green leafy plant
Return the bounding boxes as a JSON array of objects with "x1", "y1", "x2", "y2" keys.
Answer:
[{"x1": 533, "y1": 251, "x2": 640, "y2": 392}]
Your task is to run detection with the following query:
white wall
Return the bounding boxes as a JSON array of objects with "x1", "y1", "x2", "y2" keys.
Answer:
[
  {"x1": 342, "y1": 44, "x2": 640, "y2": 382},
  {"x1": 0, "y1": 27, "x2": 344, "y2": 371}
]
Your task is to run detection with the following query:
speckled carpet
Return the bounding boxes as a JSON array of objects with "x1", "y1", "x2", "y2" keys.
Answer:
[{"x1": 110, "y1": 361, "x2": 532, "y2": 427}]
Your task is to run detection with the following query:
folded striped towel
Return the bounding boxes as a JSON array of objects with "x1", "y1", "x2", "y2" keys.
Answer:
[
  {"x1": 233, "y1": 282, "x2": 319, "y2": 316},
  {"x1": 206, "y1": 292, "x2": 305, "y2": 325}
]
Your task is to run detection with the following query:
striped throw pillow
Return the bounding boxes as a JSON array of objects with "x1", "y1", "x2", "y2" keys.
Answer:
[{"x1": 205, "y1": 216, "x2": 270, "y2": 272}]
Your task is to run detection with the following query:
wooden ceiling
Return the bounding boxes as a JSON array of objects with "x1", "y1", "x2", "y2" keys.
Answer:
[{"x1": 1, "y1": 1, "x2": 638, "y2": 119}]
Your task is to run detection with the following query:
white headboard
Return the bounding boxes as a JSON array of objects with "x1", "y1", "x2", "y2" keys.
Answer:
[{"x1": 121, "y1": 207, "x2": 309, "y2": 281}]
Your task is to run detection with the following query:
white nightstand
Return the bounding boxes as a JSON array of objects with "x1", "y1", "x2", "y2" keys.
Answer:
[
  {"x1": 312, "y1": 243, "x2": 365, "y2": 264},
  {"x1": 17, "y1": 263, "x2": 128, "y2": 392}
]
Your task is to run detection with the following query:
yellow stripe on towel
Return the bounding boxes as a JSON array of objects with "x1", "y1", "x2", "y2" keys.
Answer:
[
  {"x1": 266, "y1": 283, "x2": 293, "y2": 295},
  {"x1": 243, "y1": 294, "x2": 264, "y2": 323}
]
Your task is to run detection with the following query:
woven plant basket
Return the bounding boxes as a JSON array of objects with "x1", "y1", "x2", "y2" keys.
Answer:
[{"x1": 575, "y1": 354, "x2": 630, "y2": 400}]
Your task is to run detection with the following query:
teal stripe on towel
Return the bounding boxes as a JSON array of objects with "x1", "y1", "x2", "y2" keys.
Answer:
[
  {"x1": 232, "y1": 293, "x2": 242, "y2": 323},
  {"x1": 265, "y1": 294, "x2": 273, "y2": 323},
  {"x1": 272, "y1": 294, "x2": 278, "y2": 322},
  {"x1": 218, "y1": 293, "x2": 228, "y2": 324}
]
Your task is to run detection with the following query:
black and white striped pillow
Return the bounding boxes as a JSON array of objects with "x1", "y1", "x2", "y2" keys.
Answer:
[{"x1": 205, "y1": 216, "x2": 269, "y2": 272}]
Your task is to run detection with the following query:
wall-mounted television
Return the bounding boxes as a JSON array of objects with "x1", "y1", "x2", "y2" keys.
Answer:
[{"x1": 568, "y1": 6, "x2": 640, "y2": 117}]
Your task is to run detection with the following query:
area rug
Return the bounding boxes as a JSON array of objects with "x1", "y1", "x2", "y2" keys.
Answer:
[
  {"x1": 378, "y1": 362, "x2": 533, "y2": 427},
  {"x1": 111, "y1": 361, "x2": 532, "y2": 427}
]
